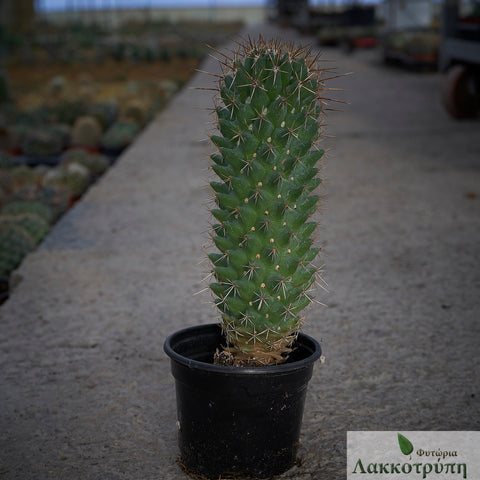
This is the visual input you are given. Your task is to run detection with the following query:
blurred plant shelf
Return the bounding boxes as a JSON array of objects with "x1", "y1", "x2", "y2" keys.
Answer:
[
  {"x1": 381, "y1": 28, "x2": 440, "y2": 69},
  {"x1": 0, "y1": 18, "x2": 243, "y2": 304}
]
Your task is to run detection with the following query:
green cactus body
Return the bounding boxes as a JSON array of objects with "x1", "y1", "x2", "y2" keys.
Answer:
[
  {"x1": 0, "y1": 223, "x2": 35, "y2": 277},
  {"x1": 60, "y1": 148, "x2": 89, "y2": 166},
  {"x1": 121, "y1": 99, "x2": 147, "y2": 128},
  {"x1": 61, "y1": 149, "x2": 109, "y2": 177},
  {"x1": 101, "y1": 121, "x2": 140, "y2": 152},
  {"x1": 87, "y1": 102, "x2": 118, "y2": 131},
  {"x1": 71, "y1": 115, "x2": 102, "y2": 149},
  {"x1": 21, "y1": 127, "x2": 63, "y2": 157},
  {"x1": 43, "y1": 163, "x2": 91, "y2": 199},
  {"x1": 48, "y1": 99, "x2": 87, "y2": 126},
  {"x1": 49, "y1": 123, "x2": 72, "y2": 150},
  {"x1": 2, "y1": 201, "x2": 53, "y2": 224},
  {"x1": 0, "y1": 213, "x2": 49, "y2": 244},
  {"x1": 207, "y1": 38, "x2": 327, "y2": 366},
  {"x1": 33, "y1": 187, "x2": 69, "y2": 222},
  {"x1": 10, "y1": 166, "x2": 41, "y2": 193},
  {"x1": 86, "y1": 154, "x2": 110, "y2": 176}
]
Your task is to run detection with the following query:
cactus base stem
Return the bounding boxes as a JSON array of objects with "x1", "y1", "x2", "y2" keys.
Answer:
[{"x1": 214, "y1": 346, "x2": 290, "y2": 367}]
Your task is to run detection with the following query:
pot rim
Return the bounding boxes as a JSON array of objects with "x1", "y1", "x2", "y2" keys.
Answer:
[{"x1": 164, "y1": 323, "x2": 322, "y2": 375}]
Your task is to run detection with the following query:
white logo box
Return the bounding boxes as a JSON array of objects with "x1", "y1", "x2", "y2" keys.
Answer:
[{"x1": 347, "y1": 431, "x2": 480, "y2": 480}]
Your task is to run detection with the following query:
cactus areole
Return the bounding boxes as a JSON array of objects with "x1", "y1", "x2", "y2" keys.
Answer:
[{"x1": 207, "y1": 37, "x2": 328, "y2": 366}]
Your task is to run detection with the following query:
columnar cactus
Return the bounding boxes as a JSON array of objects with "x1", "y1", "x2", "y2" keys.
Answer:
[{"x1": 207, "y1": 37, "x2": 329, "y2": 366}]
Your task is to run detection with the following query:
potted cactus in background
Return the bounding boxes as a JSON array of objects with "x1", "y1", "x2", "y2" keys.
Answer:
[{"x1": 164, "y1": 36, "x2": 332, "y2": 479}]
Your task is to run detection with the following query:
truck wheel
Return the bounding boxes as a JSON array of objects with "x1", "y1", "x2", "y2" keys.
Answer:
[{"x1": 442, "y1": 64, "x2": 479, "y2": 119}]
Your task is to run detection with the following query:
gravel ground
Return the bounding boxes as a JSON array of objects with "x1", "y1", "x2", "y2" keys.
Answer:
[{"x1": 1, "y1": 24, "x2": 479, "y2": 480}]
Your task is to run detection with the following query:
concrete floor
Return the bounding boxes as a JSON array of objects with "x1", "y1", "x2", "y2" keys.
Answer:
[{"x1": 0, "y1": 24, "x2": 479, "y2": 479}]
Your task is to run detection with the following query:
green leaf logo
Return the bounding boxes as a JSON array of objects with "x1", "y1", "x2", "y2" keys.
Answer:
[{"x1": 398, "y1": 433, "x2": 414, "y2": 455}]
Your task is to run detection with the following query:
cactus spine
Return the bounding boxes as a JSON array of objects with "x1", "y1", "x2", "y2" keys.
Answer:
[{"x1": 207, "y1": 37, "x2": 328, "y2": 366}]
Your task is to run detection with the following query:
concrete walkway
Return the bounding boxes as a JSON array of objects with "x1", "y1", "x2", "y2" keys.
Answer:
[{"x1": 1, "y1": 24, "x2": 479, "y2": 480}]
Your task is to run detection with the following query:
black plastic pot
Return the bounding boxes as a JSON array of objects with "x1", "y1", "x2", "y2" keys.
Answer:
[{"x1": 164, "y1": 323, "x2": 322, "y2": 479}]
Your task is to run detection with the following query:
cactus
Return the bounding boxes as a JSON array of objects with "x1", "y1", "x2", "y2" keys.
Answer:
[
  {"x1": 87, "y1": 154, "x2": 110, "y2": 176},
  {"x1": 32, "y1": 186, "x2": 70, "y2": 222},
  {"x1": 87, "y1": 102, "x2": 118, "y2": 131},
  {"x1": 206, "y1": 37, "x2": 329, "y2": 366},
  {"x1": 0, "y1": 223, "x2": 35, "y2": 277},
  {"x1": 71, "y1": 115, "x2": 102, "y2": 149},
  {"x1": 43, "y1": 163, "x2": 91, "y2": 199},
  {"x1": 77, "y1": 153, "x2": 109, "y2": 177},
  {"x1": 60, "y1": 148, "x2": 89, "y2": 166},
  {"x1": 121, "y1": 99, "x2": 148, "y2": 128},
  {"x1": 101, "y1": 120, "x2": 140, "y2": 152},
  {"x1": 0, "y1": 213, "x2": 49, "y2": 244},
  {"x1": 21, "y1": 127, "x2": 64, "y2": 157},
  {"x1": 49, "y1": 123, "x2": 72, "y2": 150},
  {"x1": 0, "y1": 166, "x2": 39, "y2": 198},
  {"x1": 10, "y1": 166, "x2": 42, "y2": 194},
  {"x1": 2, "y1": 201, "x2": 53, "y2": 224},
  {"x1": 61, "y1": 149, "x2": 109, "y2": 177},
  {"x1": 47, "y1": 99, "x2": 87, "y2": 126}
]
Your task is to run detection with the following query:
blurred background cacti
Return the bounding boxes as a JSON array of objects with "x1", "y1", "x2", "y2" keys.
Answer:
[
  {"x1": 43, "y1": 162, "x2": 91, "y2": 200},
  {"x1": 60, "y1": 149, "x2": 109, "y2": 177},
  {"x1": 207, "y1": 37, "x2": 329, "y2": 366},
  {"x1": 71, "y1": 115, "x2": 103, "y2": 149},
  {"x1": 0, "y1": 223, "x2": 35, "y2": 277},
  {"x1": 121, "y1": 99, "x2": 148, "y2": 128},
  {"x1": 21, "y1": 127, "x2": 64, "y2": 158},
  {"x1": 2, "y1": 201, "x2": 53, "y2": 225},
  {"x1": 0, "y1": 15, "x2": 242, "y2": 293},
  {"x1": 0, "y1": 213, "x2": 49, "y2": 245},
  {"x1": 30, "y1": 187, "x2": 70, "y2": 222},
  {"x1": 87, "y1": 102, "x2": 118, "y2": 131},
  {"x1": 9, "y1": 166, "x2": 42, "y2": 193},
  {"x1": 101, "y1": 120, "x2": 140, "y2": 152}
]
